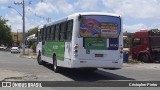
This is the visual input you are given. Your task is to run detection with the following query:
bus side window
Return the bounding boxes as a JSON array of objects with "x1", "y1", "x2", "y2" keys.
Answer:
[
  {"x1": 45, "y1": 28, "x2": 47, "y2": 40},
  {"x1": 49, "y1": 27, "x2": 51, "y2": 41},
  {"x1": 41, "y1": 28, "x2": 44, "y2": 41},
  {"x1": 51, "y1": 25, "x2": 55, "y2": 41},
  {"x1": 60, "y1": 22, "x2": 67, "y2": 41},
  {"x1": 55, "y1": 24, "x2": 60, "y2": 41},
  {"x1": 46, "y1": 27, "x2": 50, "y2": 41},
  {"x1": 48, "y1": 27, "x2": 51, "y2": 41},
  {"x1": 44, "y1": 27, "x2": 47, "y2": 40},
  {"x1": 39, "y1": 29, "x2": 42, "y2": 42},
  {"x1": 36, "y1": 30, "x2": 39, "y2": 42},
  {"x1": 66, "y1": 20, "x2": 73, "y2": 41}
]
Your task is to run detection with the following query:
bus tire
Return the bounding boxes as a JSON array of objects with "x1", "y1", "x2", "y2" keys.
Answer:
[
  {"x1": 37, "y1": 52, "x2": 44, "y2": 65},
  {"x1": 53, "y1": 55, "x2": 60, "y2": 73},
  {"x1": 138, "y1": 54, "x2": 149, "y2": 63}
]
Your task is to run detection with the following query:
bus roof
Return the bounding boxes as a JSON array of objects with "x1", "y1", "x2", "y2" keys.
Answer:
[
  {"x1": 70, "y1": 12, "x2": 121, "y2": 17},
  {"x1": 41, "y1": 12, "x2": 121, "y2": 28},
  {"x1": 46, "y1": 17, "x2": 68, "y2": 27}
]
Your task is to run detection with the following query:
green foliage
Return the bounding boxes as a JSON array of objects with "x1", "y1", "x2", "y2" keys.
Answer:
[
  {"x1": 32, "y1": 42, "x2": 37, "y2": 53},
  {"x1": 27, "y1": 27, "x2": 38, "y2": 36},
  {"x1": 150, "y1": 28, "x2": 160, "y2": 36},
  {"x1": 123, "y1": 36, "x2": 132, "y2": 50},
  {"x1": 0, "y1": 16, "x2": 13, "y2": 46}
]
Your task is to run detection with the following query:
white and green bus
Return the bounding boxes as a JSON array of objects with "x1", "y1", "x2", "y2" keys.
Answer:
[{"x1": 36, "y1": 12, "x2": 123, "y2": 73}]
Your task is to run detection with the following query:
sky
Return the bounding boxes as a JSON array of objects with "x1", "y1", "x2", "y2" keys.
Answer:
[{"x1": 0, "y1": 0, "x2": 160, "y2": 33}]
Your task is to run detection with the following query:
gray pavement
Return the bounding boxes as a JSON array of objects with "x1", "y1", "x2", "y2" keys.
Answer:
[
  {"x1": 1, "y1": 50, "x2": 160, "y2": 81},
  {"x1": 0, "y1": 51, "x2": 72, "y2": 81},
  {"x1": 0, "y1": 50, "x2": 160, "y2": 90}
]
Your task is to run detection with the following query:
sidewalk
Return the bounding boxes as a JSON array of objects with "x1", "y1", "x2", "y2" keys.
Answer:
[
  {"x1": 123, "y1": 63, "x2": 160, "y2": 69},
  {"x1": 19, "y1": 48, "x2": 37, "y2": 59}
]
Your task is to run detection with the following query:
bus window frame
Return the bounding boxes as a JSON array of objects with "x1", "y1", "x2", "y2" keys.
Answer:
[
  {"x1": 46, "y1": 26, "x2": 51, "y2": 41},
  {"x1": 51, "y1": 25, "x2": 55, "y2": 41},
  {"x1": 39, "y1": 28, "x2": 42, "y2": 42},
  {"x1": 66, "y1": 20, "x2": 73, "y2": 42},
  {"x1": 60, "y1": 22, "x2": 67, "y2": 41},
  {"x1": 55, "y1": 24, "x2": 60, "y2": 41}
]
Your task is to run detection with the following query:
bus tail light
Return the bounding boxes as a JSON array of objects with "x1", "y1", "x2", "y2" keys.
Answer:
[
  {"x1": 74, "y1": 44, "x2": 79, "y2": 49},
  {"x1": 74, "y1": 50, "x2": 78, "y2": 53},
  {"x1": 74, "y1": 44, "x2": 78, "y2": 57},
  {"x1": 120, "y1": 45, "x2": 123, "y2": 54}
]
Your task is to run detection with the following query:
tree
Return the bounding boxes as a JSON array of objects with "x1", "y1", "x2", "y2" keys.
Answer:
[
  {"x1": 0, "y1": 16, "x2": 13, "y2": 46},
  {"x1": 27, "y1": 27, "x2": 38, "y2": 48},
  {"x1": 27, "y1": 27, "x2": 38, "y2": 36}
]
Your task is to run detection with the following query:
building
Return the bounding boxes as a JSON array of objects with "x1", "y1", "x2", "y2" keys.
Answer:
[{"x1": 11, "y1": 32, "x2": 23, "y2": 47}]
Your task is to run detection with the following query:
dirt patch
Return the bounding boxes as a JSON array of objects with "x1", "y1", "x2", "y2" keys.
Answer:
[
  {"x1": 127, "y1": 59, "x2": 144, "y2": 64},
  {"x1": 19, "y1": 54, "x2": 37, "y2": 59},
  {"x1": 2, "y1": 75, "x2": 38, "y2": 81},
  {"x1": 0, "y1": 69, "x2": 38, "y2": 81}
]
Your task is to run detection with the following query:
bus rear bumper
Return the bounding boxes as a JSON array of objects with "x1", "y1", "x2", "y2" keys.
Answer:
[{"x1": 71, "y1": 59, "x2": 123, "y2": 69}]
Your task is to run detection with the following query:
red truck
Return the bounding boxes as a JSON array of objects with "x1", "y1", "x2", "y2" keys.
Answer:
[{"x1": 131, "y1": 29, "x2": 160, "y2": 63}]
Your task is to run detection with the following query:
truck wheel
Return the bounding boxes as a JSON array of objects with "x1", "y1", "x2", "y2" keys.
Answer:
[
  {"x1": 138, "y1": 54, "x2": 149, "y2": 63},
  {"x1": 37, "y1": 53, "x2": 44, "y2": 65},
  {"x1": 53, "y1": 55, "x2": 60, "y2": 73}
]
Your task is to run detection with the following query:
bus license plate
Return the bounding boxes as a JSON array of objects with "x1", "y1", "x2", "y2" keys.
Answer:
[{"x1": 95, "y1": 54, "x2": 103, "y2": 57}]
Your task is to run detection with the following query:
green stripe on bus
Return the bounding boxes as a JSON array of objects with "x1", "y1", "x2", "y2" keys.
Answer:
[
  {"x1": 84, "y1": 38, "x2": 107, "y2": 50},
  {"x1": 44, "y1": 41, "x2": 65, "y2": 61}
]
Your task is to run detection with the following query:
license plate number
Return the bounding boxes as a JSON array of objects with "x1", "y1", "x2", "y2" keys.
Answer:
[{"x1": 95, "y1": 54, "x2": 103, "y2": 57}]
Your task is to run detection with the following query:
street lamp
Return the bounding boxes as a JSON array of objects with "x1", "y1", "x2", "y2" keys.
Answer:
[
  {"x1": 8, "y1": 0, "x2": 25, "y2": 55},
  {"x1": 8, "y1": 6, "x2": 23, "y2": 17}
]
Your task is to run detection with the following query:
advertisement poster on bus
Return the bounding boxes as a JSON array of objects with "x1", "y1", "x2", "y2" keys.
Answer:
[{"x1": 80, "y1": 15, "x2": 121, "y2": 38}]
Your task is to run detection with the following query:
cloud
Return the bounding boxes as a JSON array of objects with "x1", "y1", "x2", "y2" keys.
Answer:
[
  {"x1": 29, "y1": 0, "x2": 74, "y2": 15},
  {"x1": 4, "y1": 0, "x2": 160, "y2": 33},
  {"x1": 0, "y1": 0, "x2": 8, "y2": 3},
  {"x1": 34, "y1": 2, "x2": 58, "y2": 15},
  {"x1": 5, "y1": 13, "x2": 23, "y2": 32},
  {"x1": 56, "y1": 0, "x2": 74, "y2": 14},
  {"x1": 123, "y1": 23, "x2": 147, "y2": 33},
  {"x1": 74, "y1": 0, "x2": 98, "y2": 10},
  {"x1": 0, "y1": 6, "x2": 6, "y2": 10},
  {"x1": 5, "y1": 10, "x2": 46, "y2": 32},
  {"x1": 102, "y1": 0, "x2": 160, "y2": 19},
  {"x1": 149, "y1": 23, "x2": 160, "y2": 30}
]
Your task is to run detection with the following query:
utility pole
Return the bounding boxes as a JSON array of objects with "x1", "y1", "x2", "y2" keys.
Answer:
[
  {"x1": 22, "y1": 0, "x2": 25, "y2": 55},
  {"x1": 46, "y1": 17, "x2": 51, "y2": 23},
  {"x1": 13, "y1": 0, "x2": 25, "y2": 54}
]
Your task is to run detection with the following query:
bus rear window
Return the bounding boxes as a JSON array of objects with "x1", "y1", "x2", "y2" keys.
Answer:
[{"x1": 80, "y1": 15, "x2": 121, "y2": 38}]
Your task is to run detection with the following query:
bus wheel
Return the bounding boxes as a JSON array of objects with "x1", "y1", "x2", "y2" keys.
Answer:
[
  {"x1": 138, "y1": 54, "x2": 149, "y2": 63},
  {"x1": 53, "y1": 55, "x2": 60, "y2": 73},
  {"x1": 37, "y1": 53, "x2": 44, "y2": 65}
]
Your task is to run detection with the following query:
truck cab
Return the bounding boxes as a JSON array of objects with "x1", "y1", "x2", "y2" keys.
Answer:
[{"x1": 131, "y1": 29, "x2": 160, "y2": 63}]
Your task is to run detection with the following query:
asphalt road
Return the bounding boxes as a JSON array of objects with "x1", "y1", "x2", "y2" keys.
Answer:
[{"x1": 0, "y1": 51, "x2": 160, "y2": 90}]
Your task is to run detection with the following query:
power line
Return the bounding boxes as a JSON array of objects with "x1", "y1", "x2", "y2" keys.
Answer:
[{"x1": 27, "y1": 8, "x2": 52, "y2": 23}]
